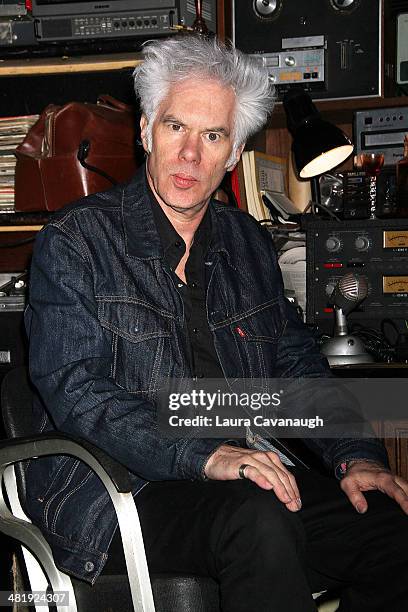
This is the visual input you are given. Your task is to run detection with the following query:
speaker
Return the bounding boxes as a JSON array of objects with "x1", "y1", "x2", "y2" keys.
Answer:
[{"x1": 232, "y1": 0, "x2": 382, "y2": 100}]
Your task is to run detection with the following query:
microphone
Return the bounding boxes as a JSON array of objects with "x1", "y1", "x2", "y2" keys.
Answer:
[{"x1": 321, "y1": 273, "x2": 374, "y2": 366}]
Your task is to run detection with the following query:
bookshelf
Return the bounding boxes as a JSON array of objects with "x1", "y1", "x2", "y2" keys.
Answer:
[{"x1": 0, "y1": 52, "x2": 142, "y2": 76}]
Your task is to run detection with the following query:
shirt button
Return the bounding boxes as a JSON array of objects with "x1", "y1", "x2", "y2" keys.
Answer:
[
  {"x1": 191, "y1": 282, "x2": 197, "y2": 288},
  {"x1": 84, "y1": 561, "x2": 94, "y2": 572},
  {"x1": 193, "y1": 328, "x2": 199, "y2": 333}
]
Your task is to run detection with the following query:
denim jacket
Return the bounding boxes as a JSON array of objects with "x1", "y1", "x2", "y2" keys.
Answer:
[{"x1": 24, "y1": 167, "x2": 388, "y2": 583}]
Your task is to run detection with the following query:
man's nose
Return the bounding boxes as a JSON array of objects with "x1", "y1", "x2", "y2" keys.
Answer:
[{"x1": 179, "y1": 133, "x2": 201, "y2": 164}]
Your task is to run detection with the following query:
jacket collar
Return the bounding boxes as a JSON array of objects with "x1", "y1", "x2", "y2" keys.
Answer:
[{"x1": 121, "y1": 164, "x2": 228, "y2": 260}]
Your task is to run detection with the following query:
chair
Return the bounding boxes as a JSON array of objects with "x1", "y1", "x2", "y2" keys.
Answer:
[{"x1": 0, "y1": 367, "x2": 338, "y2": 612}]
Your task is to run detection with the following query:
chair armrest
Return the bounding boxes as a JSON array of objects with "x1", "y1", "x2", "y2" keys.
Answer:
[
  {"x1": 0, "y1": 433, "x2": 155, "y2": 612},
  {"x1": 0, "y1": 433, "x2": 132, "y2": 493}
]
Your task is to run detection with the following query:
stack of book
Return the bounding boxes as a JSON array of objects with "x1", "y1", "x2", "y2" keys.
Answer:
[{"x1": 0, "y1": 115, "x2": 39, "y2": 212}]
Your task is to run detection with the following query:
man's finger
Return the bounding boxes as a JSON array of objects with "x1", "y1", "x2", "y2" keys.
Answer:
[
  {"x1": 241, "y1": 463, "x2": 301, "y2": 512},
  {"x1": 341, "y1": 469, "x2": 408, "y2": 515},
  {"x1": 253, "y1": 451, "x2": 301, "y2": 500},
  {"x1": 379, "y1": 478, "x2": 408, "y2": 514},
  {"x1": 340, "y1": 479, "x2": 368, "y2": 513}
]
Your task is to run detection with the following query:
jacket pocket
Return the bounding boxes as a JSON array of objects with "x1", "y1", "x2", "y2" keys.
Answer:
[
  {"x1": 97, "y1": 297, "x2": 174, "y2": 392},
  {"x1": 226, "y1": 300, "x2": 286, "y2": 383}
]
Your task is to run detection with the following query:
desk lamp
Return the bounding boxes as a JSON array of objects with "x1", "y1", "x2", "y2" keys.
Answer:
[{"x1": 283, "y1": 88, "x2": 354, "y2": 181}]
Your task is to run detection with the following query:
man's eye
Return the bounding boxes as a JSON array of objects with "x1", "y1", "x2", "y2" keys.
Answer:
[
  {"x1": 206, "y1": 132, "x2": 220, "y2": 142},
  {"x1": 170, "y1": 124, "x2": 182, "y2": 132}
]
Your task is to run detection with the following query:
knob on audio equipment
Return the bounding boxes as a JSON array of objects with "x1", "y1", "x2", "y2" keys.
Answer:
[
  {"x1": 330, "y1": 0, "x2": 358, "y2": 10},
  {"x1": 325, "y1": 281, "x2": 337, "y2": 297},
  {"x1": 325, "y1": 236, "x2": 342, "y2": 252},
  {"x1": 253, "y1": 0, "x2": 281, "y2": 19},
  {"x1": 354, "y1": 236, "x2": 371, "y2": 252},
  {"x1": 285, "y1": 56, "x2": 296, "y2": 67}
]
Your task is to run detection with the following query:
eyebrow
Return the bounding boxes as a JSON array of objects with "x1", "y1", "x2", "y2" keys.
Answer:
[{"x1": 161, "y1": 114, "x2": 230, "y2": 136}]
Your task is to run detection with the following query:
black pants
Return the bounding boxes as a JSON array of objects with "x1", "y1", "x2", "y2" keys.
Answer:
[{"x1": 104, "y1": 467, "x2": 408, "y2": 611}]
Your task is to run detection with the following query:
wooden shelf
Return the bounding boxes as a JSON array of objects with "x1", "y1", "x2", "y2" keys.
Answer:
[{"x1": 0, "y1": 52, "x2": 142, "y2": 76}]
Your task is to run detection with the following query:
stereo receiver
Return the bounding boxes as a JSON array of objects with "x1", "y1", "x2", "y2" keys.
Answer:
[
  {"x1": 30, "y1": 0, "x2": 217, "y2": 42},
  {"x1": 31, "y1": 0, "x2": 179, "y2": 41},
  {"x1": 304, "y1": 217, "x2": 408, "y2": 335},
  {"x1": 232, "y1": 0, "x2": 382, "y2": 100},
  {"x1": 354, "y1": 106, "x2": 408, "y2": 166}
]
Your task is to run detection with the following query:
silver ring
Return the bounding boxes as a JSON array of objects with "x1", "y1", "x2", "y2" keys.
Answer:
[{"x1": 238, "y1": 464, "x2": 250, "y2": 479}]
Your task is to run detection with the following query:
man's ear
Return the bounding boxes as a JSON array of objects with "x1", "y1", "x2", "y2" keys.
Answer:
[
  {"x1": 226, "y1": 143, "x2": 245, "y2": 172},
  {"x1": 139, "y1": 114, "x2": 149, "y2": 153}
]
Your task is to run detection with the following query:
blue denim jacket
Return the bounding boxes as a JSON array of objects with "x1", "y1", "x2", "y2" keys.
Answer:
[{"x1": 24, "y1": 167, "x2": 388, "y2": 583}]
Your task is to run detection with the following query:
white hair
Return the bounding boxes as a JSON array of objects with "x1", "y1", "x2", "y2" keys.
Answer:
[{"x1": 133, "y1": 35, "x2": 275, "y2": 167}]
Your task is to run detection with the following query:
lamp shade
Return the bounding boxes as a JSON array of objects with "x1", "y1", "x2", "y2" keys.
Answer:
[{"x1": 283, "y1": 89, "x2": 353, "y2": 179}]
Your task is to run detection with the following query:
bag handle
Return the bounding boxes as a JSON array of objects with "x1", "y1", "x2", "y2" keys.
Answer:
[
  {"x1": 97, "y1": 94, "x2": 133, "y2": 112},
  {"x1": 77, "y1": 140, "x2": 118, "y2": 186}
]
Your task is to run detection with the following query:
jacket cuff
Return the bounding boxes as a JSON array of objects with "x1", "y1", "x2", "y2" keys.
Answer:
[
  {"x1": 331, "y1": 438, "x2": 389, "y2": 479},
  {"x1": 176, "y1": 438, "x2": 242, "y2": 481}
]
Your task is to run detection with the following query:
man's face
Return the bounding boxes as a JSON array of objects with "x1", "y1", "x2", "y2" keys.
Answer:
[{"x1": 140, "y1": 77, "x2": 242, "y2": 215}]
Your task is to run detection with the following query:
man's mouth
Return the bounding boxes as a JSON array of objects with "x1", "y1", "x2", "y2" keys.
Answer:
[{"x1": 172, "y1": 173, "x2": 198, "y2": 189}]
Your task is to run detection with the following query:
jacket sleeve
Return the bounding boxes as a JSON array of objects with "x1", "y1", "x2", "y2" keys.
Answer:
[
  {"x1": 273, "y1": 292, "x2": 389, "y2": 475},
  {"x1": 25, "y1": 222, "x2": 225, "y2": 481}
]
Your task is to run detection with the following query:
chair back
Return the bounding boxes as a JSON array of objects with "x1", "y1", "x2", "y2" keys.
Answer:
[{"x1": 1, "y1": 366, "x2": 36, "y2": 501}]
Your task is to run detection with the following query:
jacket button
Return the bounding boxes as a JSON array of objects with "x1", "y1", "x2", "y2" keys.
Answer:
[{"x1": 84, "y1": 561, "x2": 94, "y2": 572}]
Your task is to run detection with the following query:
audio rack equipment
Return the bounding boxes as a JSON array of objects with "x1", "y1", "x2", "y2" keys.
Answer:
[
  {"x1": 232, "y1": 0, "x2": 382, "y2": 101},
  {"x1": 0, "y1": 1, "x2": 217, "y2": 56},
  {"x1": 304, "y1": 216, "x2": 408, "y2": 335},
  {"x1": 30, "y1": 0, "x2": 217, "y2": 42},
  {"x1": 354, "y1": 106, "x2": 408, "y2": 167},
  {"x1": 0, "y1": 273, "x2": 27, "y2": 382}
]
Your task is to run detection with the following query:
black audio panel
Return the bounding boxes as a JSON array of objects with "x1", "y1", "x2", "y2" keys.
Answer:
[
  {"x1": 232, "y1": 0, "x2": 382, "y2": 100},
  {"x1": 304, "y1": 217, "x2": 408, "y2": 335}
]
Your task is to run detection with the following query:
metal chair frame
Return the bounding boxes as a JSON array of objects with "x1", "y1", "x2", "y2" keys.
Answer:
[{"x1": 0, "y1": 434, "x2": 155, "y2": 612}]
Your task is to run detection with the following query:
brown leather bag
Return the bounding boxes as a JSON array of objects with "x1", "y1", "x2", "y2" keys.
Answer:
[{"x1": 15, "y1": 95, "x2": 140, "y2": 212}]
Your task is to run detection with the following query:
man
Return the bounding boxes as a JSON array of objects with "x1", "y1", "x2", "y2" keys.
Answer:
[{"x1": 25, "y1": 35, "x2": 408, "y2": 611}]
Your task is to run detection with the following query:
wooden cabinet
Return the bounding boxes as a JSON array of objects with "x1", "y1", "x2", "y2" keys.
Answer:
[{"x1": 373, "y1": 421, "x2": 408, "y2": 480}]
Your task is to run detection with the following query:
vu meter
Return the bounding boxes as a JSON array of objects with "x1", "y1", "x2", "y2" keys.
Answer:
[
  {"x1": 304, "y1": 217, "x2": 408, "y2": 334},
  {"x1": 383, "y1": 276, "x2": 408, "y2": 294},
  {"x1": 383, "y1": 230, "x2": 408, "y2": 249}
]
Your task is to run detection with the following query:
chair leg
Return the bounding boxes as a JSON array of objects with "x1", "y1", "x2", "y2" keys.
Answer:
[{"x1": 1, "y1": 466, "x2": 78, "y2": 612}]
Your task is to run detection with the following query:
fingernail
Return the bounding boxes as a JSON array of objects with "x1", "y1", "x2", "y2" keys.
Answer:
[
  {"x1": 356, "y1": 504, "x2": 365, "y2": 514},
  {"x1": 296, "y1": 497, "x2": 302, "y2": 509}
]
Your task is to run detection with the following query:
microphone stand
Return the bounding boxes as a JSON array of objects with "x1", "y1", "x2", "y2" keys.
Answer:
[{"x1": 321, "y1": 306, "x2": 374, "y2": 366}]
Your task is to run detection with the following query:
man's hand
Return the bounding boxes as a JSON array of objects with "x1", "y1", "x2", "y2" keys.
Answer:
[
  {"x1": 204, "y1": 444, "x2": 302, "y2": 512},
  {"x1": 340, "y1": 460, "x2": 408, "y2": 515}
]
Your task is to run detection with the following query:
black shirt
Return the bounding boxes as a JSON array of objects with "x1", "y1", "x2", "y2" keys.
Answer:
[{"x1": 148, "y1": 181, "x2": 224, "y2": 379}]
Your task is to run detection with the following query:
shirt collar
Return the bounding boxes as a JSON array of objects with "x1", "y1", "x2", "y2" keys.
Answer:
[
  {"x1": 148, "y1": 178, "x2": 212, "y2": 261},
  {"x1": 121, "y1": 163, "x2": 225, "y2": 261}
]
